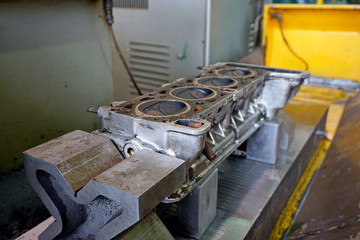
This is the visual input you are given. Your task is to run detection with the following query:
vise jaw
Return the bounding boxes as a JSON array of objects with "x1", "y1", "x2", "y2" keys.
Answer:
[{"x1": 23, "y1": 130, "x2": 185, "y2": 240}]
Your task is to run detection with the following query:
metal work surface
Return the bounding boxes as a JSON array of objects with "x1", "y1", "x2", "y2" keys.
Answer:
[
  {"x1": 286, "y1": 93, "x2": 360, "y2": 240},
  {"x1": 201, "y1": 103, "x2": 326, "y2": 240},
  {"x1": 18, "y1": 100, "x2": 327, "y2": 240},
  {"x1": 159, "y1": 102, "x2": 327, "y2": 240},
  {"x1": 115, "y1": 212, "x2": 175, "y2": 240}
]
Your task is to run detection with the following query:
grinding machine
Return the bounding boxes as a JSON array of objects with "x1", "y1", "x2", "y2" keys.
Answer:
[{"x1": 22, "y1": 62, "x2": 328, "y2": 239}]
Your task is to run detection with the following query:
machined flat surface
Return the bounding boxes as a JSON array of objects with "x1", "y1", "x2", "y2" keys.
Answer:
[
  {"x1": 95, "y1": 150, "x2": 185, "y2": 198},
  {"x1": 286, "y1": 93, "x2": 360, "y2": 240},
  {"x1": 95, "y1": 150, "x2": 186, "y2": 216},
  {"x1": 23, "y1": 130, "x2": 123, "y2": 191}
]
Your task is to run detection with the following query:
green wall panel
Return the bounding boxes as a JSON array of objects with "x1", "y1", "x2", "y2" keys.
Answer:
[{"x1": 0, "y1": 0, "x2": 115, "y2": 172}]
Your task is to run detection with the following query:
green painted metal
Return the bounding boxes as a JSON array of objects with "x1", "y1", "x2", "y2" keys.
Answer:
[{"x1": 0, "y1": 0, "x2": 115, "y2": 172}]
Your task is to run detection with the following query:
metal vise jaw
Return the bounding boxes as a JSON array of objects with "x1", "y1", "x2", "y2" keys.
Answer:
[
  {"x1": 23, "y1": 130, "x2": 185, "y2": 240},
  {"x1": 23, "y1": 62, "x2": 309, "y2": 239}
]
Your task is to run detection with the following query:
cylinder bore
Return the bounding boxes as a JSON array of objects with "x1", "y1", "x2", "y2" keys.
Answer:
[
  {"x1": 215, "y1": 67, "x2": 256, "y2": 78},
  {"x1": 170, "y1": 87, "x2": 216, "y2": 100},
  {"x1": 137, "y1": 99, "x2": 189, "y2": 117},
  {"x1": 194, "y1": 77, "x2": 238, "y2": 88}
]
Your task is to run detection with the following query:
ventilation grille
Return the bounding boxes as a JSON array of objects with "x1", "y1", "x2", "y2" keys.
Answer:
[
  {"x1": 127, "y1": 41, "x2": 170, "y2": 96},
  {"x1": 113, "y1": 0, "x2": 149, "y2": 9}
]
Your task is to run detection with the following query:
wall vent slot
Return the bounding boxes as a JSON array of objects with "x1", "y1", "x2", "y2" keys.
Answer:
[
  {"x1": 127, "y1": 41, "x2": 170, "y2": 96},
  {"x1": 113, "y1": 0, "x2": 149, "y2": 9}
]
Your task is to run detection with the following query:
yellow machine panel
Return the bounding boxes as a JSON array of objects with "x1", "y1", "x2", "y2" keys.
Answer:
[{"x1": 262, "y1": 4, "x2": 360, "y2": 82}]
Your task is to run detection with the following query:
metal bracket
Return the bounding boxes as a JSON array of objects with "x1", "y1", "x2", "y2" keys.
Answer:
[
  {"x1": 246, "y1": 110, "x2": 294, "y2": 164},
  {"x1": 178, "y1": 168, "x2": 218, "y2": 238}
]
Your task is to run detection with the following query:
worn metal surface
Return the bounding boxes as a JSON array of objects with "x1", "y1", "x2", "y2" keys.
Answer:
[
  {"x1": 269, "y1": 138, "x2": 331, "y2": 240},
  {"x1": 93, "y1": 149, "x2": 186, "y2": 218},
  {"x1": 24, "y1": 130, "x2": 123, "y2": 192},
  {"x1": 286, "y1": 93, "x2": 360, "y2": 240},
  {"x1": 17, "y1": 212, "x2": 175, "y2": 240},
  {"x1": 23, "y1": 130, "x2": 186, "y2": 240},
  {"x1": 114, "y1": 212, "x2": 175, "y2": 240},
  {"x1": 200, "y1": 102, "x2": 327, "y2": 240},
  {"x1": 305, "y1": 76, "x2": 360, "y2": 91}
]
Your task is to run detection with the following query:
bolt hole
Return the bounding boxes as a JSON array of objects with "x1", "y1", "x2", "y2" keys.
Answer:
[
  {"x1": 127, "y1": 148, "x2": 135, "y2": 156},
  {"x1": 140, "y1": 97, "x2": 154, "y2": 101},
  {"x1": 124, "y1": 103, "x2": 133, "y2": 109}
]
